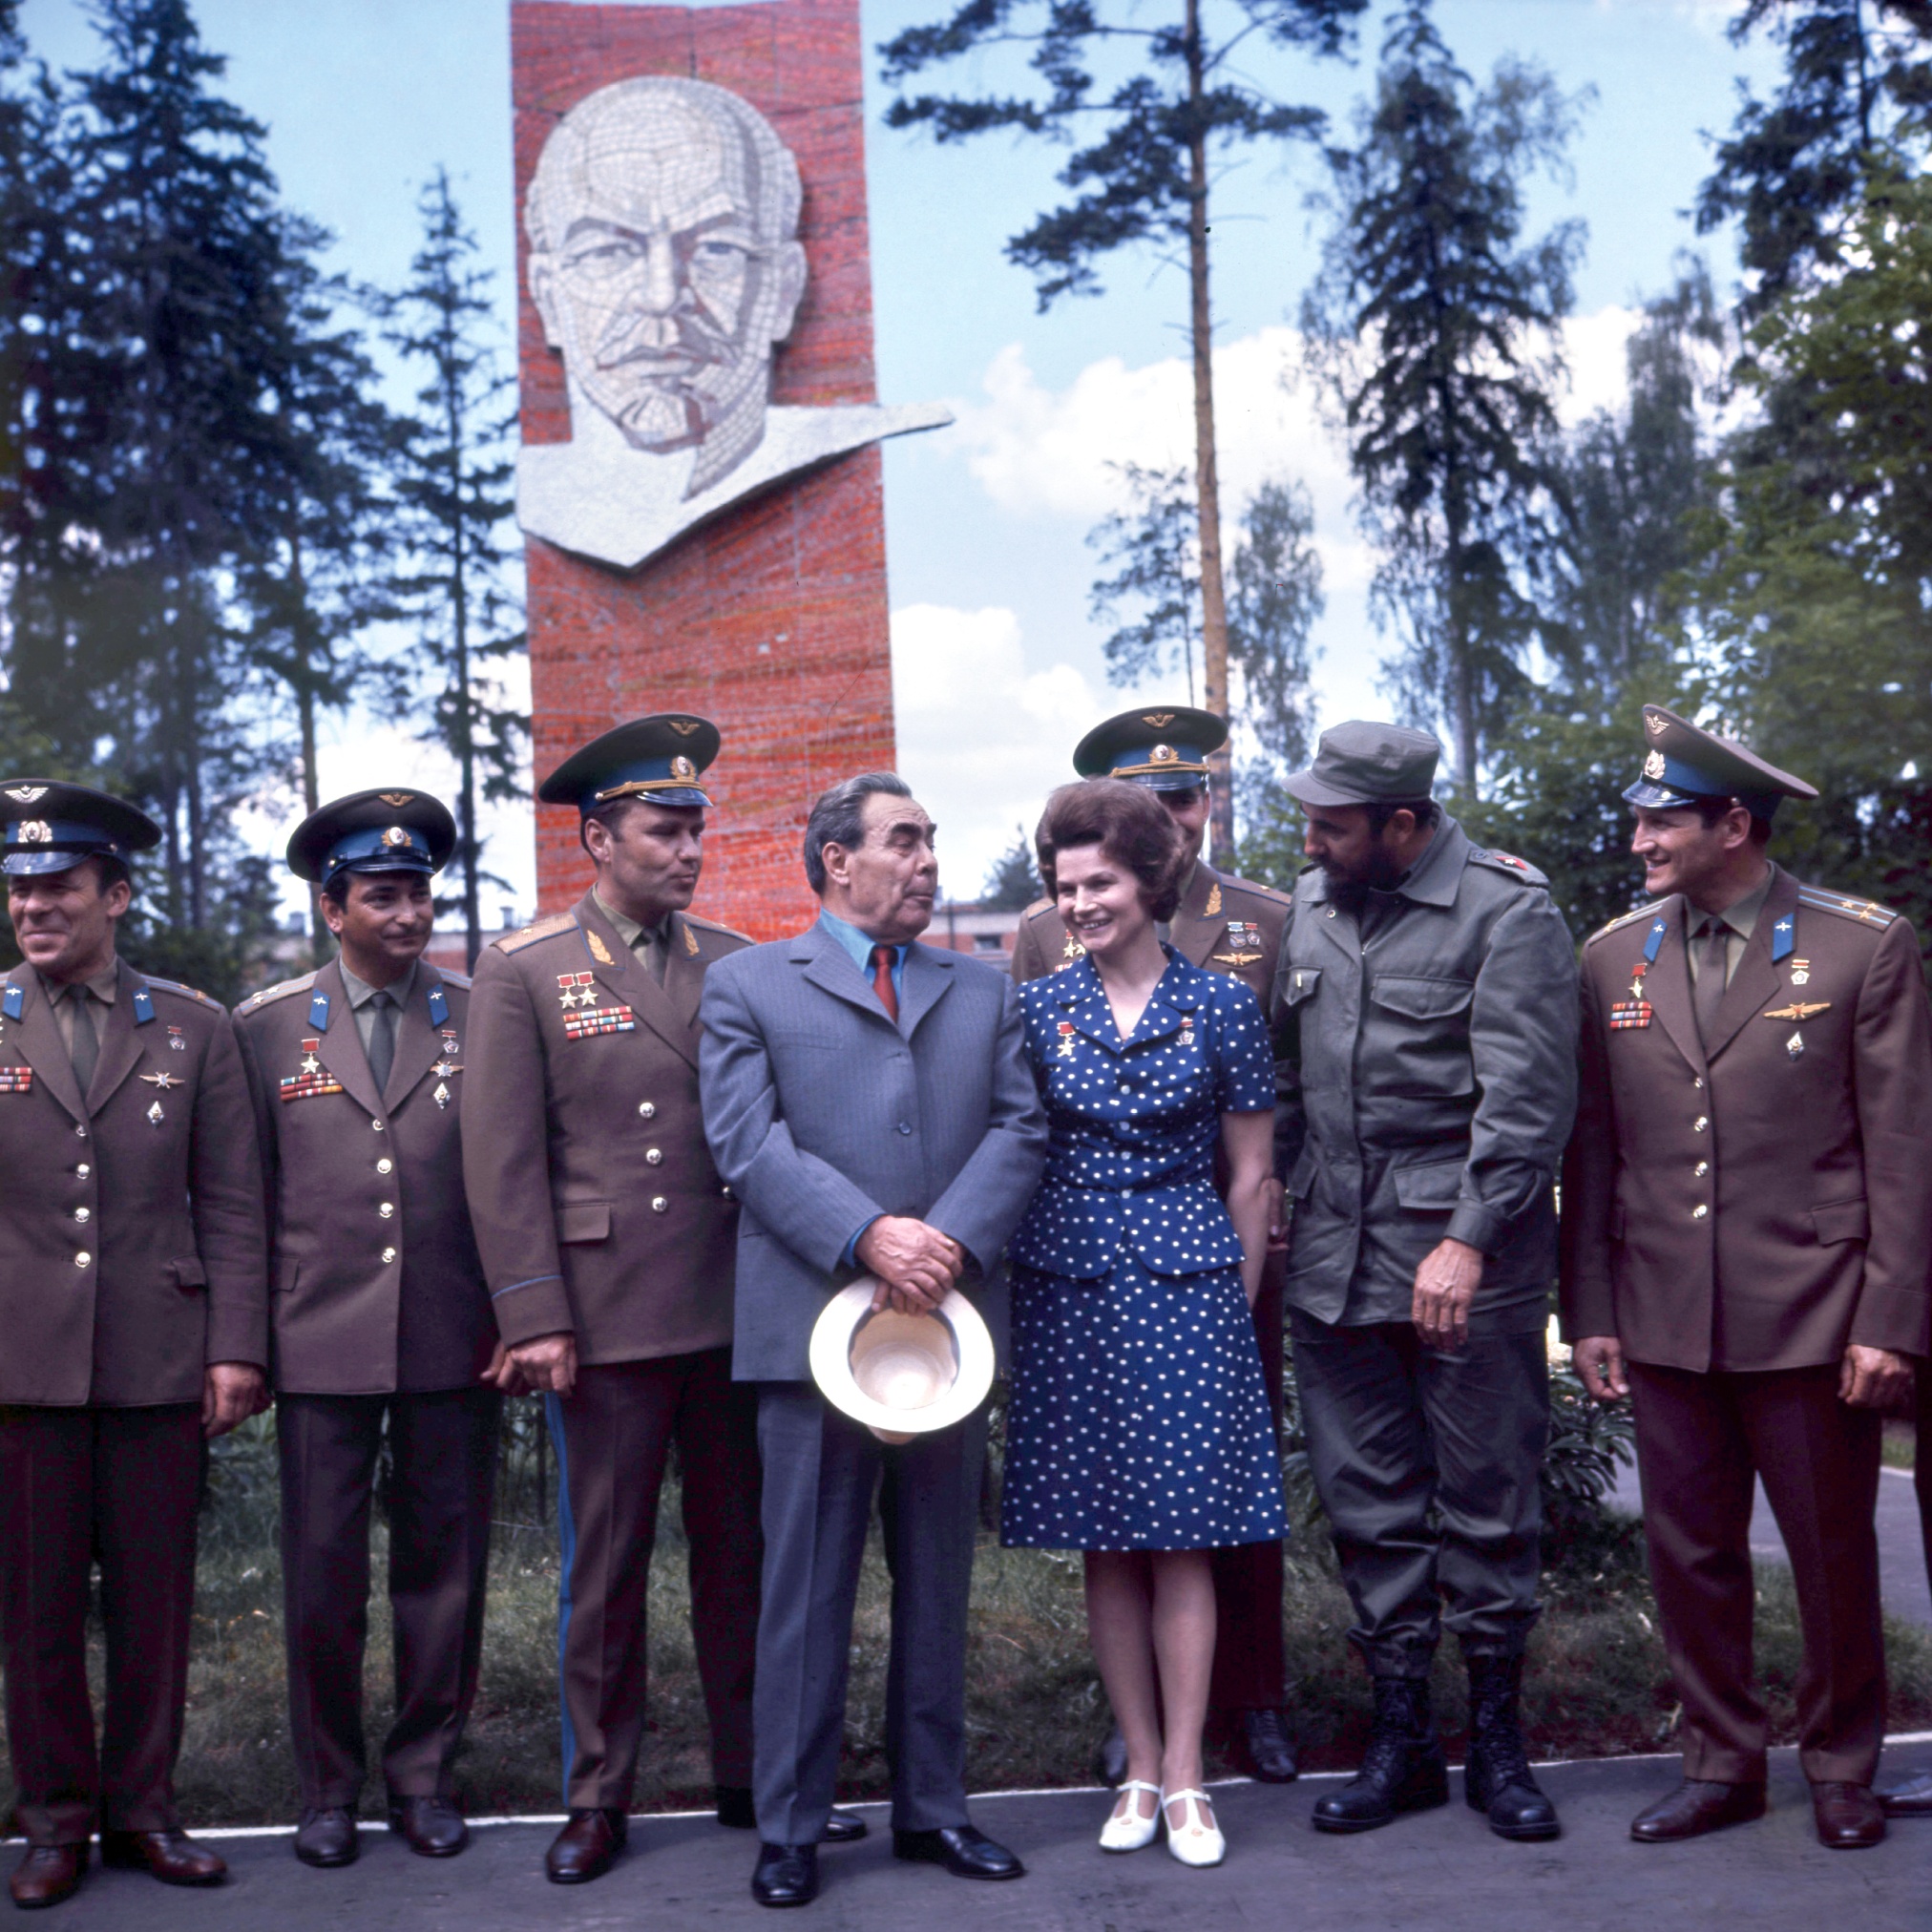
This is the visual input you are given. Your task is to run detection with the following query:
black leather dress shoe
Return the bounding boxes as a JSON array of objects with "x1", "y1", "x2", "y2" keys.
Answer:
[
  {"x1": 1880, "y1": 1769, "x2": 1932, "y2": 1816},
  {"x1": 715, "y1": 1788, "x2": 868, "y2": 1843},
  {"x1": 545, "y1": 1808, "x2": 627, "y2": 1884},
  {"x1": 9, "y1": 1844, "x2": 85, "y2": 1910},
  {"x1": 1093, "y1": 1725, "x2": 1128, "y2": 1789},
  {"x1": 1239, "y1": 1709, "x2": 1299, "y2": 1783},
  {"x1": 751, "y1": 1842, "x2": 818, "y2": 1908},
  {"x1": 891, "y1": 1825, "x2": 1025, "y2": 1880},
  {"x1": 1629, "y1": 1780, "x2": 1766, "y2": 1842},
  {"x1": 293, "y1": 1808, "x2": 359, "y2": 1868},
  {"x1": 388, "y1": 1796, "x2": 469, "y2": 1858},
  {"x1": 98, "y1": 1830, "x2": 225, "y2": 1886}
]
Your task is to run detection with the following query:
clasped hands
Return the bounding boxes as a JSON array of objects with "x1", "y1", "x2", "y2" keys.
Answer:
[{"x1": 856, "y1": 1214, "x2": 965, "y2": 1314}]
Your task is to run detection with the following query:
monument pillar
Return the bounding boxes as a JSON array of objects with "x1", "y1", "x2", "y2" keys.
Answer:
[{"x1": 513, "y1": 0, "x2": 936, "y2": 939}]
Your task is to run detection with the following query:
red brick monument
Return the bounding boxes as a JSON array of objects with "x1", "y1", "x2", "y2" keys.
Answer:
[{"x1": 513, "y1": 0, "x2": 944, "y2": 939}]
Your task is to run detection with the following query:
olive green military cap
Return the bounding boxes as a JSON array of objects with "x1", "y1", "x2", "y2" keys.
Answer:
[
  {"x1": 1624, "y1": 705, "x2": 1816, "y2": 821},
  {"x1": 1282, "y1": 722, "x2": 1441, "y2": 808}
]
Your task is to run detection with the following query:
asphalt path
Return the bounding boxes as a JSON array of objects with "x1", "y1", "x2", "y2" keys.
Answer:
[
  {"x1": 18, "y1": 1741, "x2": 1931, "y2": 1932},
  {"x1": 1608, "y1": 1460, "x2": 1929, "y2": 1628}
]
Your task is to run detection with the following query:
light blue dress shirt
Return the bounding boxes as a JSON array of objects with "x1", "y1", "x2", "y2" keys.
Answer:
[{"x1": 816, "y1": 909, "x2": 911, "y2": 1265}]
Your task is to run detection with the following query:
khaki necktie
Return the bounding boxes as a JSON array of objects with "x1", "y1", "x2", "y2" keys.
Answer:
[
  {"x1": 368, "y1": 989, "x2": 398, "y2": 1094},
  {"x1": 65, "y1": 985, "x2": 98, "y2": 1098},
  {"x1": 1692, "y1": 915, "x2": 1729, "y2": 1045}
]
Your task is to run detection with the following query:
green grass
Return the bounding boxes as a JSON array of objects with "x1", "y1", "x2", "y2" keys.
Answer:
[
  {"x1": 8, "y1": 1500, "x2": 1929, "y2": 1827},
  {"x1": 1883, "y1": 1419, "x2": 1917, "y2": 1470}
]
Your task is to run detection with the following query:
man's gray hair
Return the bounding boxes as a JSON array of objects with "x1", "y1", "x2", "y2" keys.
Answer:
[{"x1": 803, "y1": 772, "x2": 913, "y2": 894}]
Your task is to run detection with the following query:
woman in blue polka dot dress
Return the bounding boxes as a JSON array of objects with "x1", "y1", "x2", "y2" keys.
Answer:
[{"x1": 1001, "y1": 779, "x2": 1289, "y2": 1868}]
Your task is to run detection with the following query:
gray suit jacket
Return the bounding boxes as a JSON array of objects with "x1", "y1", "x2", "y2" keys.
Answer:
[{"x1": 700, "y1": 922, "x2": 1049, "y2": 1382}]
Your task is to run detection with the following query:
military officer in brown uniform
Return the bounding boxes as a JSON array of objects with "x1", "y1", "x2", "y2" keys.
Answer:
[
  {"x1": 1011, "y1": 706, "x2": 1297, "y2": 1786},
  {"x1": 0, "y1": 782, "x2": 267, "y2": 1908},
  {"x1": 234, "y1": 791, "x2": 497, "y2": 1870},
  {"x1": 464, "y1": 716, "x2": 854, "y2": 1883},
  {"x1": 1562, "y1": 707, "x2": 1932, "y2": 1851}
]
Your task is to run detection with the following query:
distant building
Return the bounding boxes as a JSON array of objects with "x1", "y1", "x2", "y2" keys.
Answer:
[{"x1": 924, "y1": 901, "x2": 1020, "y2": 960}]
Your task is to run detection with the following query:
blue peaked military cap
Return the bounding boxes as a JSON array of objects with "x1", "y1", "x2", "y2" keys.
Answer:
[
  {"x1": 1624, "y1": 705, "x2": 1817, "y2": 822},
  {"x1": 286, "y1": 788, "x2": 457, "y2": 886},
  {"x1": 0, "y1": 780, "x2": 161, "y2": 877},
  {"x1": 1072, "y1": 706, "x2": 1227, "y2": 793},
  {"x1": 537, "y1": 713, "x2": 719, "y2": 813}
]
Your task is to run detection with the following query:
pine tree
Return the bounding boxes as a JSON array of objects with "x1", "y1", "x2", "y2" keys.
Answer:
[
  {"x1": 241, "y1": 240, "x2": 401, "y2": 958},
  {"x1": 1302, "y1": 1, "x2": 1584, "y2": 795},
  {"x1": 387, "y1": 169, "x2": 526, "y2": 971},
  {"x1": 879, "y1": 0, "x2": 1364, "y2": 861},
  {"x1": 61, "y1": 0, "x2": 299, "y2": 929},
  {"x1": 1695, "y1": 0, "x2": 1932, "y2": 317},
  {"x1": 980, "y1": 827, "x2": 1041, "y2": 911}
]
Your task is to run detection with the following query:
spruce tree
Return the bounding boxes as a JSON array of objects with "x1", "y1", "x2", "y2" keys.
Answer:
[
  {"x1": 1302, "y1": 1, "x2": 1584, "y2": 795},
  {"x1": 387, "y1": 169, "x2": 526, "y2": 971}
]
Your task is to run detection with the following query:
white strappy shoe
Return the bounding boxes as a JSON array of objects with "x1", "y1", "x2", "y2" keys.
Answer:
[
  {"x1": 1162, "y1": 1787, "x2": 1226, "y2": 1867},
  {"x1": 1099, "y1": 1780, "x2": 1162, "y2": 1852}
]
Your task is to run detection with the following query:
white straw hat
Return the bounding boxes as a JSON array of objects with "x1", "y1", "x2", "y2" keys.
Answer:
[{"x1": 808, "y1": 1279, "x2": 996, "y2": 1444}]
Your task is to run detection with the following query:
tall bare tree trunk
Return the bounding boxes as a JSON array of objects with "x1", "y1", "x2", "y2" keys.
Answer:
[{"x1": 1186, "y1": 0, "x2": 1234, "y2": 867}]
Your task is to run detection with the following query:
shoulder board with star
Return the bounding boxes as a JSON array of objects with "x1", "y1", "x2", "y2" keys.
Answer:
[
  {"x1": 1468, "y1": 849, "x2": 1549, "y2": 888},
  {"x1": 494, "y1": 912, "x2": 579, "y2": 955},
  {"x1": 1796, "y1": 885, "x2": 1898, "y2": 929},
  {"x1": 138, "y1": 974, "x2": 216, "y2": 1005},
  {"x1": 235, "y1": 970, "x2": 320, "y2": 1017},
  {"x1": 682, "y1": 912, "x2": 754, "y2": 948},
  {"x1": 1212, "y1": 871, "x2": 1292, "y2": 909},
  {"x1": 1587, "y1": 901, "x2": 1664, "y2": 946}
]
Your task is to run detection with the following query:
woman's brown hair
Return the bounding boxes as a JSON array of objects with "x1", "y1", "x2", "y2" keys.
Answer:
[{"x1": 1034, "y1": 778, "x2": 1188, "y2": 924}]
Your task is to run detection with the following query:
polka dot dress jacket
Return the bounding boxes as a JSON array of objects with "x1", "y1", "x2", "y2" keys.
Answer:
[{"x1": 1009, "y1": 950, "x2": 1275, "y2": 1278}]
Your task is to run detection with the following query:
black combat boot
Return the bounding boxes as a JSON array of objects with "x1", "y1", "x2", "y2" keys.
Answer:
[
  {"x1": 1311, "y1": 1676, "x2": 1450, "y2": 1834},
  {"x1": 1463, "y1": 1653, "x2": 1560, "y2": 1840}
]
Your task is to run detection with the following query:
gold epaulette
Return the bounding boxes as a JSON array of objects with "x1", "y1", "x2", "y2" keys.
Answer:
[
  {"x1": 1797, "y1": 885, "x2": 1898, "y2": 929},
  {"x1": 494, "y1": 912, "x2": 578, "y2": 954},
  {"x1": 682, "y1": 912, "x2": 754, "y2": 945},
  {"x1": 1589, "y1": 901, "x2": 1663, "y2": 944},
  {"x1": 140, "y1": 974, "x2": 215, "y2": 1005},
  {"x1": 235, "y1": 970, "x2": 319, "y2": 1016}
]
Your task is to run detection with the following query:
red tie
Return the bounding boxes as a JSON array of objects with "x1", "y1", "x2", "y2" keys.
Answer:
[{"x1": 871, "y1": 944, "x2": 899, "y2": 1023}]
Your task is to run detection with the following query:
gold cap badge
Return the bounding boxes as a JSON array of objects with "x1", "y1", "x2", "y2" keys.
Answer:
[
  {"x1": 1150, "y1": 745, "x2": 1178, "y2": 765},
  {"x1": 1643, "y1": 749, "x2": 1667, "y2": 780},
  {"x1": 1143, "y1": 713, "x2": 1174, "y2": 728},
  {"x1": 18, "y1": 820, "x2": 50, "y2": 844},
  {"x1": 671, "y1": 756, "x2": 696, "y2": 781},
  {"x1": 381, "y1": 826, "x2": 412, "y2": 849},
  {"x1": 379, "y1": 792, "x2": 413, "y2": 808}
]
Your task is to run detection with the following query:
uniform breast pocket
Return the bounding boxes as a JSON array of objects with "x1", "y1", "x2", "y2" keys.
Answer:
[
  {"x1": 1366, "y1": 976, "x2": 1475, "y2": 1097},
  {"x1": 1281, "y1": 966, "x2": 1321, "y2": 1010}
]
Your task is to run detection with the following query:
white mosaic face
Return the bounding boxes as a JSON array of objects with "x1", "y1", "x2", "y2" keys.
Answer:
[{"x1": 529, "y1": 79, "x2": 808, "y2": 457}]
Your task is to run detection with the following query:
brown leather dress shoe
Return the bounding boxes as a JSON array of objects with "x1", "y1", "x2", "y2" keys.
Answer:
[
  {"x1": 9, "y1": 1844, "x2": 85, "y2": 1910},
  {"x1": 97, "y1": 1830, "x2": 225, "y2": 1886},
  {"x1": 388, "y1": 1796, "x2": 469, "y2": 1858},
  {"x1": 1629, "y1": 1780, "x2": 1767, "y2": 1842},
  {"x1": 1812, "y1": 1781, "x2": 1885, "y2": 1849},
  {"x1": 544, "y1": 1808, "x2": 626, "y2": 1884}
]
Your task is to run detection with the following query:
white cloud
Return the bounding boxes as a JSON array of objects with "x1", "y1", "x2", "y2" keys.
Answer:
[{"x1": 891, "y1": 602, "x2": 1106, "y2": 902}]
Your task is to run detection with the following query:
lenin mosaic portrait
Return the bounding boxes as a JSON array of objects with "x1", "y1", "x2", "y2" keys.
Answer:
[{"x1": 517, "y1": 75, "x2": 949, "y2": 571}]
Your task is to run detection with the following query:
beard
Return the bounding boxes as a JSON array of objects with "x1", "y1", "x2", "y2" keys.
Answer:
[{"x1": 1322, "y1": 835, "x2": 1407, "y2": 910}]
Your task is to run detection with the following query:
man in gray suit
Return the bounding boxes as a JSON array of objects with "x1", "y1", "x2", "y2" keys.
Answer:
[{"x1": 700, "y1": 772, "x2": 1048, "y2": 1909}]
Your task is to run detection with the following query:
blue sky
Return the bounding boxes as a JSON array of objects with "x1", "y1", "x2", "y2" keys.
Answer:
[{"x1": 18, "y1": 0, "x2": 1778, "y2": 914}]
